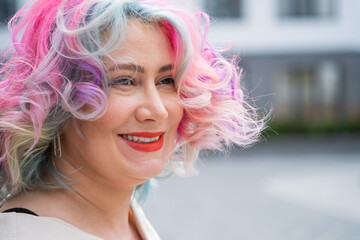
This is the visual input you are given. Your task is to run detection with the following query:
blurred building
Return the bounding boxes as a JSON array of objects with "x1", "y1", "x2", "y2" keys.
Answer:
[
  {"x1": 197, "y1": 0, "x2": 360, "y2": 132},
  {"x1": 1, "y1": 0, "x2": 359, "y2": 131},
  {"x1": 0, "y1": 0, "x2": 28, "y2": 48}
]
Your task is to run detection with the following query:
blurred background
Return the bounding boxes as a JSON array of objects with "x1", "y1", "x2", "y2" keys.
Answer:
[{"x1": 1, "y1": 0, "x2": 359, "y2": 239}]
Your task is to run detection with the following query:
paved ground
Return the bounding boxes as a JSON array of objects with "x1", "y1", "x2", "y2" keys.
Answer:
[{"x1": 143, "y1": 134, "x2": 360, "y2": 240}]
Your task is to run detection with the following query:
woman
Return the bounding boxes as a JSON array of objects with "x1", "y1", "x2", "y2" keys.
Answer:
[{"x1": 0, "y1": 0, "x2": 265, "y2": 239}]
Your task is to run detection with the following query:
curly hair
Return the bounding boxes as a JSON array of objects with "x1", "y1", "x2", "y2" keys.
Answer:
[{"x1": 0, "y1": 0, "x2": 266, "y2": 199}]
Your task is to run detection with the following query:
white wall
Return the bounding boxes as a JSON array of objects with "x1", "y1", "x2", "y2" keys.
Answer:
[
  {"x1": 2, "y1": 0, "x2": 359, "y2": 55},
  {"x1": 207, "y1": 0, "x2": 360, "y2": 55}
]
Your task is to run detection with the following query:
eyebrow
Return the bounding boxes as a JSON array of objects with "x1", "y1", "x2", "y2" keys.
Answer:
[
  {"x1": 158, "y1": 64, "x2": 173, "y2": 73},
  {"x1": 107, "y1": 63, "x2": 173, "y2": 73}
]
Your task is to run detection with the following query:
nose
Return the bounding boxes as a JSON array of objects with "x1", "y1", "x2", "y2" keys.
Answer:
[{"x1": 135, "y1": 84, "x2": 168, "y2": 122}]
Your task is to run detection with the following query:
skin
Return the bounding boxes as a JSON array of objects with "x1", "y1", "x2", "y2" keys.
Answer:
[{"x1": 1, "y1": 21, "x2": 183, "y2": 240}]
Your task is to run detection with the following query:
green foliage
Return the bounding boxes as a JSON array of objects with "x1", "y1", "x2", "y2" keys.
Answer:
[{"x1": 269, "y1": 120, "x2": 360, "y2": 135}]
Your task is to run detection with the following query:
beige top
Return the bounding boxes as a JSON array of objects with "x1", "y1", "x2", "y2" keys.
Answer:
[{"x1": 0, "y1": 198, "x2": 160, "y2": 240}]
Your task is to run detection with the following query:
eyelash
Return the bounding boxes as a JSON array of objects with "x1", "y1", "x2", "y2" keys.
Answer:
[
  {"x1": 157, "y1": 77, "x2": 175, "y2": 85},
  {"x1": 109, "y1": 77, "x2": 175, "y2": 87},
  {"x1": 110, "y1": 77, "x2": 135, "y2": 86}
]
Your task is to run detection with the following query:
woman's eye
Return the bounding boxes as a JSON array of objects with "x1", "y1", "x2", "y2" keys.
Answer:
[
  {"x1": 157, "y1": 77, "x2": 175, "y2": 85},
  {"x1": 110, "y1": 78, "x2": 136, "y2": 87}
]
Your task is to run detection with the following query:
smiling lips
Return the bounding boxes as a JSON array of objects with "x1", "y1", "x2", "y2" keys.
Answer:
[{"x1": 119, "y1": 132, "x2": 165, "y2": 152}]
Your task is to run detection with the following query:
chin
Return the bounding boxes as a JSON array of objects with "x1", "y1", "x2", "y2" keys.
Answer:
[{"x1": 125, "y1": 155, "x2": 170, "y2": 181}]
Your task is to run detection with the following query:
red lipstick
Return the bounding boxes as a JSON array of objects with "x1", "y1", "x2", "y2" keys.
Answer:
[{"x1": 119, "y1": 132, "x2": 164, "y2": 152}]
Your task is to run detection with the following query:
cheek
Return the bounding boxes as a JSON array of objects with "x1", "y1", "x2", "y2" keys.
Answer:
[
  {"x1": 100, "y1": 94, "x2": 134, "y2": 123},
  {"x1": 175, "y1": 105, "x2": 184, "y2": 126},
  {"x1": 168, "y1": 98, "x2": 183, "y2": 128}
]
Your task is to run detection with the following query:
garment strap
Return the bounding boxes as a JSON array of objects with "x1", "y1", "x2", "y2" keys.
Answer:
[{"x1": 2, "y1": 207, "x2": 38, "y2": 216}]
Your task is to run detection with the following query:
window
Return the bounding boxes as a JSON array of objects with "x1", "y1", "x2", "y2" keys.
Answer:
[
  {"x1": 279, "y1": 0, "x2": 335, "y2": 18},
  {"x1": 205, "y1": 0, "x2": 243, "y2": 19},
  {"x1": 276, "y1": 60, "x2": 341, "y2": 123},
  {"x1": 0, "y1": 0, "x2": 16, "y2": 24}
]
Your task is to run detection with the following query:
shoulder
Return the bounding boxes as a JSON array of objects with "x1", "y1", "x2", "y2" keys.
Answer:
[
  {"x1": 131, "y1": 198, "x2": 161, "y2": 240},
  {"x1": 0, "y1": 213, "x2": 103, "y2": 240}
]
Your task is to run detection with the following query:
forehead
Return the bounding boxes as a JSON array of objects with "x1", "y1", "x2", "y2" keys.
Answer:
[{"x1": 106, "y1": 20, "x2": 174, "y2": 67}]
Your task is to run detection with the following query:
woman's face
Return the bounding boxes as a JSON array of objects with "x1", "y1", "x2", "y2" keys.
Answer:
[{"x1": 60, "y1": 21, "x2": 183, "y2": 187}]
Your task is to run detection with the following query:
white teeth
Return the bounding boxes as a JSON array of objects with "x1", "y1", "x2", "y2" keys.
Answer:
[{"x1": 121, "y1": 135, "x2": 160, "y2": 143}]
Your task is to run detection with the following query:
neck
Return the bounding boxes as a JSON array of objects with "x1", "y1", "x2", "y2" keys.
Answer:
[{"x1": 39, "y1": 156, "x2": 143, "y2": 239}]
